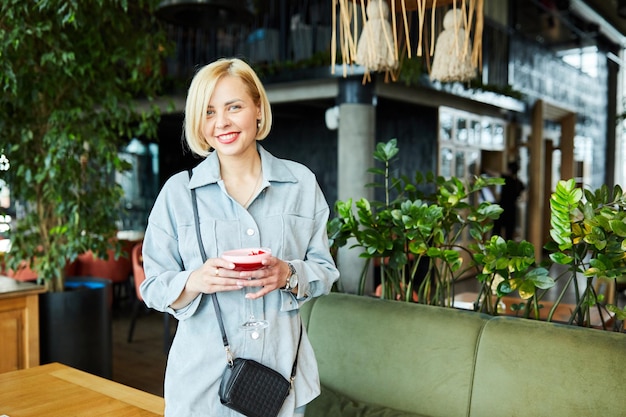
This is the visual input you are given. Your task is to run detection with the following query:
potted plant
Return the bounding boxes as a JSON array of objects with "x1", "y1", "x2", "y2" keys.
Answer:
[
  {"x1": 328, "y1": 139, "x2": 625, "y2": 332},
  {"x1": 0, "y1": 0, "x2": 169, "y2": 376},
  {"x1": 540, "y1": 179, "x2": 626, "y2": 329},
  {"x1": 435, "y1": 179, "x2": 626, "y2": 328},
  {"x1": 470, "y1": 235, "x2": 553, "y2": 316},
  {"x1": 328, "y1": 139, "x2": 514, "y2": 306}
]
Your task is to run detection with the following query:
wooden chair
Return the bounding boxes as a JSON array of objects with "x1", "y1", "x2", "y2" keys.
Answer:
[{"x1": 127, "y1": 242, "x2": 173, "y2": 353}]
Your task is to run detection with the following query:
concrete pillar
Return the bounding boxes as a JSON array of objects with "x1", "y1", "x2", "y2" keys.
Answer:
[{"x1": 336, "y1": 78, "x2": 376, "y2": 294}]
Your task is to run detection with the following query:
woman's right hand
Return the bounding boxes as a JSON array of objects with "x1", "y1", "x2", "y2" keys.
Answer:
[
  {"x1": 188, "y1": 258, "x2": 243, "y2": 294},
  {"x1": 170, "y1": 258, "x2": 239, "y2": 309}
]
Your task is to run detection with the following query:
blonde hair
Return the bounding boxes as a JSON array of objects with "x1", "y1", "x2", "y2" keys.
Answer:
[{"x1": 183, "y1": 58, "x2": 272, "y2": 157}]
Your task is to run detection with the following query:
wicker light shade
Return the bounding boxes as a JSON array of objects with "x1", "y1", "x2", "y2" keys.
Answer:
[
  {"x1": 382, "y1": 0, "x2": 456, "y2": 11},
  {"x1": 333, "y1": 0, "x2": 483, "y2": 82},
  {"x1": 155, "y1": 0, "x2": 254, "y2": 28},
  {"x1": 355, "y1": 0, "x2": 399, "y2": 82},
  {"x1": 430, "y1": 8, "x2": 476, "y2": 82},
  {"x1": 348, "y1": 0, "x2": 455, "y2": 10}
]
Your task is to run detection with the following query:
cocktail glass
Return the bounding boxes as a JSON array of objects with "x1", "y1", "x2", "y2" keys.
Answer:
[{"x1": 222, "y1": 247, "x2": 272, "y2": 331}]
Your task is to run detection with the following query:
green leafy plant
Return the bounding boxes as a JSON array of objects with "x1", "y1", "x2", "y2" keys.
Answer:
[
  {"x1": 328, "y1": 140, "x2": 625, "y2": 331},
  {"x1": 0, "y1": 0, "x2": 170, "y2": 291},
  {"x1": 542, "y1": 179, "x2": 626, "y2": 328},
  {"x1": 471, "y1": 236, "x2": 553, "y2": 316},
  {"x1": 328, "y1": 139, "x2": 507, "y2": 306}
]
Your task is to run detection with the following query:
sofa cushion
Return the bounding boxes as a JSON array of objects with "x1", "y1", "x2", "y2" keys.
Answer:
[
  {"x1": 301, "y1": 293, "x2": 492, "y2": 417},
  {"x1": 470, "y1": 316, "x2": 626, "y2": 417},
  {"x1": 306, "y1": 385, "x2": 429, "y2": 417}
]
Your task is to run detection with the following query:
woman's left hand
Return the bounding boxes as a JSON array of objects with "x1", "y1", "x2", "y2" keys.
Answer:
[{"x1": 235, "y1": 255, "x2": 289, "y2": 299}]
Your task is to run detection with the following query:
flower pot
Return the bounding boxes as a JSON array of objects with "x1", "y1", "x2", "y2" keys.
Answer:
[{"x1": 38, "y1": 276, "x2": 113, "y2": 378}]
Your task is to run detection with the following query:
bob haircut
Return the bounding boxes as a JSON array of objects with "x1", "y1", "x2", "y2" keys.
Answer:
[{"x1": 183, "y1": 58, "x2": 273, "y2": 157}]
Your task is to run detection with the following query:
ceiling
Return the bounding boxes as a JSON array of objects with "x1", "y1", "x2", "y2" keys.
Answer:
[
  {"x1": 584, "y1": 0, "x2": 626, "y2": 37},
  {"x1": 514, "y1": 0, "x2": 626, "y2": 51}
]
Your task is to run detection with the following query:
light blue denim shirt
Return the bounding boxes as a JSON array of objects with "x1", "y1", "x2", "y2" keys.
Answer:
[{"x1": 141, "y1": 145, "x2": 339, "y2": 417}]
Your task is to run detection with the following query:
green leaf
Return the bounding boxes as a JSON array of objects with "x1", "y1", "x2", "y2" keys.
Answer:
[
  {"x1": 609, "y1": 220, "x2": 626, "y2": 237},
  {"x1": 525, "y1": 268, "x2": 555, "y2": 289},
  {"x1": 518, "y1": 280, "x2": 537, "y2": 299}
]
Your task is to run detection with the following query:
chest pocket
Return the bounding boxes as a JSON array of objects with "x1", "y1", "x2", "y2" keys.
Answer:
[
  {"x1": 268, "y1": 214, "x2": 314, "y2": 260},
  {"x1": 178, "y1": 218, "x2": 219, "y2": 270}
]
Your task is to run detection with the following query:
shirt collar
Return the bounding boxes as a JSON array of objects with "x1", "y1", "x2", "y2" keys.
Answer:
[{"x1": 187, "y1": 144, "x2": 298, "y2": 190}]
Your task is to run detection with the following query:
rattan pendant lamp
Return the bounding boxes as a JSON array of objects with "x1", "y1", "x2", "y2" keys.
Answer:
[
  {"x1": 331, "y1": 0, "x2": 483, "y2": 83},
  {"x1": 155, "y1": 0, "x2": 255, "y2": 27}
]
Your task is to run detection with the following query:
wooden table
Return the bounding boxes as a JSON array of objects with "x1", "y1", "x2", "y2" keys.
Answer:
[
  {"x1": 0, "y1": 275, "x2": 46, "y2": 373},
  {"x1": 0, "y1": 362, "x2": 164, "y2": 416}
]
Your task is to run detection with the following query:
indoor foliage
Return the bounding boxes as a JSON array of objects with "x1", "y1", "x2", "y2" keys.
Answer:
[
  {"x1": 0, "y1": 0, "x2": 170, "y2": 291},
  {"x1": 328, "y1": 139, "x2": 625, "y2": 330},
  {"x1": 544, "y1": 179, "x2": 626, "y2": 327}
]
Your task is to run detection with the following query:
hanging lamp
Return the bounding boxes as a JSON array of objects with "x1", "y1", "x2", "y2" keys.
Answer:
[
  {"x1": 155, "y1": 0, "x2": 255, "y2": 28},
  {"x1": 355, "y1": 0, "x2": 399, "y2": 82},
  {"x1": 331, "y1": 0, "x2": 483, "y2": 82},
  {"x1": 430, "y1": 8, "x2": 476, "y2": 82}
]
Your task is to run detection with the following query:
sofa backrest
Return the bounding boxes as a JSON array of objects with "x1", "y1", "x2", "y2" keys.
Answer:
[
  {"x1": 301, "y1": 292, "x2": 626, "y2": 417},
  {"x1": 470, "y1": 315, "x2": 626, "y2": 417},
  {"x1": 301, "y1": 292, "x2": 492, "y2": 417}
]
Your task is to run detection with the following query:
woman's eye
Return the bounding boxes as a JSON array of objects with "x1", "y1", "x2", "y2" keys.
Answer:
[
  {"x1": 206, "y1": 109, "x2": 214, "y2": 116},
  {"x1": 228, "y1": 104, "x2": 241, "y2": 111}
]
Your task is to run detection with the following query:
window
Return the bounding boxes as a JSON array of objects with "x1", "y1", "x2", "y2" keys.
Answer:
[
  {"x1": 558, "y1": 46, "x2": 599, "y2": 78},
  {"x1": 438, "y1": 107, "x2": 507, "y2": 184}
]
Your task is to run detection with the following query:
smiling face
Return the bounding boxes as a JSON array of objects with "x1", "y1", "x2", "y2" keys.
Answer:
[
  {"x1": 183, "y1": 58, "x2": 272, "y2": 158},
  {"x1": 201, "y1": 75, "x2": 262, "y2": 158}
]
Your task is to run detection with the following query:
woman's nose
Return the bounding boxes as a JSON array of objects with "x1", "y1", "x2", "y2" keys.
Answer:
[{"x1": 215, "y1": 112, "x2": 231, "y2": 129}]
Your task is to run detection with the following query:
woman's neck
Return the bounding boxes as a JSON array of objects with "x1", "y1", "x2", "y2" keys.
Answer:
[
  {"x1": 219, "y1": 150, "x2": 263, "y2": 207},
  {"x1": 219, "y1": 151, "x2": 261, "y2": 181}
]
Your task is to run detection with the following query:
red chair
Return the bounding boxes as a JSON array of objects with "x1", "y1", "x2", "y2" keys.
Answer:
[
  {"x1": 4, "y1": 258, "x2": 83, "y2": 284},
  {"x1": 127, "y1": 241, "x2": 145, "y2": 343},
  {"x1": 5, "y1": 261, "x2": 38, "y2": 282},
  {"x1": 127, "y1": 242, "x2": 173, "y2": 353}
]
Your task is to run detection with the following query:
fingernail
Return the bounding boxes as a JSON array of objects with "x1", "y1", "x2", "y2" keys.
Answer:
[
  {"x1": 236, "y1": 281, "x2": 244, "y2": 288},
  {"x1": 245, "y1": 293, "x2": 253, "y2": 299}
]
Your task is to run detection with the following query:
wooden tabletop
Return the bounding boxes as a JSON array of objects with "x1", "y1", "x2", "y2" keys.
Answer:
[
  {"x1": 0, "y1": 362, "x2": 164, "y2": 416},
  {"x1": 0, "y1": 275, "x2": 45, "y2": 300}
]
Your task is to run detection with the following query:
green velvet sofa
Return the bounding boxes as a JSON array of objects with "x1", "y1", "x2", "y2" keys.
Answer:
[{"x1": 301, "y1": 292, "x2": 626, "y2": 417}]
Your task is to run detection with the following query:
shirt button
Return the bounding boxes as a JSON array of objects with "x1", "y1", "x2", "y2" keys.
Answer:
[{"x1": 246, "y1": 228, "x2": 255, "y2": 236}]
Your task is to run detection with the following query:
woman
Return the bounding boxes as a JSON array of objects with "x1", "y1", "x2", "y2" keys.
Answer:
[{"x1": 140, "y1": 58, "x2": 339, "y2": 417}]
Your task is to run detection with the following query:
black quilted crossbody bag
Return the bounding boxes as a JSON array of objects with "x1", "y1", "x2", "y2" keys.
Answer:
[{"x1": 190, "y1": 170, "x2": 302, "y2": 417}]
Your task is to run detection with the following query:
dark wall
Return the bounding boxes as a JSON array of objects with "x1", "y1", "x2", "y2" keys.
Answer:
[
  {"x1": 157, "y1": 113, "x2": 202, "y2": 186},
  {"x1": 262, "y1": 101, "x2": 338, "y2": 207},
  {"x1": 266, "y1": 98, "x2": 439, "y2": 210},
  {"x1": 376, "y1": 98, "x2": 438, "y2": 177},
  {"x1": 155, "y1": 98, "x2": 439, "y2": 213},
  {"x1": 156, "y1": 102, "x2": 339, "y2": 206}
]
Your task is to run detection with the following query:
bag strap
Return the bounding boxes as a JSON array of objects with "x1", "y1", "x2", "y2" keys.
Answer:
[
  {"x1": 189, "y1": 169, "x2": 230, "y2": 352},
  {"x1": 188, "y1": 169, "x2": 302, "y2": 381}
]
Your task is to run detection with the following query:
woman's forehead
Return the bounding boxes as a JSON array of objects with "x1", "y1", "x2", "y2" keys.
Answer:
[{"x1": 208, "y1": 76, "x2": 251, "y2": 105}]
